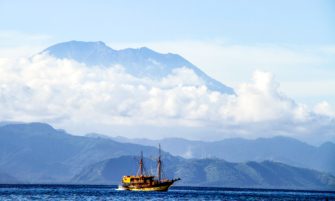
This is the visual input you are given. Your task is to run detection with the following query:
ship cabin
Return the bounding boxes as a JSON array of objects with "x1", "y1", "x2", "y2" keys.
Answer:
[{"x1": 122, "y1": 175, "x2": 155, "y2": 184}]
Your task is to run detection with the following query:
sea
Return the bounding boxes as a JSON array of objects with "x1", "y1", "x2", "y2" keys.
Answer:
[{"x1": 0, "y1": 185, "x2": 334, "y2": 201}]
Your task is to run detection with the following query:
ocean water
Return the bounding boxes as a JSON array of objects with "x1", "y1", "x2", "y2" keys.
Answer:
[{"x1": 0, "y1": 185, "x2": 334, "y2": 201}]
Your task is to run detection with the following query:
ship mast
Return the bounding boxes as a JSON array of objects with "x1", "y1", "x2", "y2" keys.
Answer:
[
  {"x1": 138, "y1": 151, "x2": 144, "y2": 176},
  {"x1": 157, "y1": 144, "x2": 162, "y2": 181}
]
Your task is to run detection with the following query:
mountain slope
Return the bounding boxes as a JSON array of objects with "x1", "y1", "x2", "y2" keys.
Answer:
[
  {"x1": 1, "y1": 122, "x2": 334, "y2": 190},
  {"x1": 109, "y1": 136, "x2": 335, "y2": 175},
  {"x1": 41, "y1": 40, "x2": 234, "y2": 94},
  {"x1": 0, "y1": 122, "x2": 162, "y2": 183},
  {"x1": 0, "y1": 172, "x2": 20, "y2": 184},
  {"x1": 73, "y1": 156, "x2": 335, "y2": 190}
]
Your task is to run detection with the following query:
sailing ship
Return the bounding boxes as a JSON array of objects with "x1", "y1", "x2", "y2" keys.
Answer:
[{"x1": 117, "y1": 145, "x2": 180, "y2": 191}]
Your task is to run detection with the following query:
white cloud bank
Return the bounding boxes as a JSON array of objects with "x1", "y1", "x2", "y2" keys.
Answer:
[
  {"x1": 111, "y1": 40, "x2": 335, "y2": 108},
  {"x1": 0, "y1": 54, "x2": 334, "y2": 143}
]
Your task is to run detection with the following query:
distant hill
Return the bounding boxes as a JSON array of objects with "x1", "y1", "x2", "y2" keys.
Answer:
[
  {"x1": 73, "y1": 156, "x2": 335, "y2": 190},
  {"x1": 40, "y1": 40, "x2": 234, "y2": 94},
  {"x1": 109, "y1": 136, "x2": 335, "y2": 175},
  {"x1": 1, "y1": 122, "x2": 334, "y2": 190},
  {"x1": 0, "y1": 122, "x2": 162, "y2": 183},
  {"x1": 0, "y1": 172, "x2": 20, "y2": 184}
]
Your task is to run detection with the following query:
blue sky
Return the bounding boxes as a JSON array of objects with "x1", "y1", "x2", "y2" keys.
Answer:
[
  {"x1": 0, "y1": 0, "x2": 335, "y2": 142},
  {"x1": 1, "y1": 0, "x2": 334, "y2": 44}
]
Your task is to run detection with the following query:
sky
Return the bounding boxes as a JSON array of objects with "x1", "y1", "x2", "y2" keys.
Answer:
[{"x1": 0, "y1": 0, "x2": 334, "y2": 143}]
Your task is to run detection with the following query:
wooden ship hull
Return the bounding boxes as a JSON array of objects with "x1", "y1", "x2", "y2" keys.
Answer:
[
  {"x1": 124, "y1": 180, "x2": 175, "y2": 191},
  {"x1": 118, "y1": 145, "x2": 180, "y2": 192}
]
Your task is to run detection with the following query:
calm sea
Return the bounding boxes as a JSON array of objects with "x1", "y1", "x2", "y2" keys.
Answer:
[{"x1": 0, "y1": 185, "x2": 334, "y2": 201}]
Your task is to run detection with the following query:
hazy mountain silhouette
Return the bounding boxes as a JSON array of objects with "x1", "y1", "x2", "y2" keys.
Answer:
[
  {"x1": 1, "y1": 122, "x2": 334, "y2": 190},
  {"x1": 41, "y1": 41, "x2": 234, "y2": 94},
  {"x1": 73, "y1": 155, "x2": 335, "y2": 190},
  {"x1": 0, "y1": 172, "x2": 20, "y2": 184},
  {"x1": 0, "y1": 122, "x2": 161, "y2": 183},
  {"x1": 109, "y1": 136, "x2": 335, "y2": 175}
]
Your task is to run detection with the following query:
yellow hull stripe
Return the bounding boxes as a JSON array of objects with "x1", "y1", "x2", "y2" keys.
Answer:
[{"x1": 128, "y1": 184, "x2": 171, "y2": 191}]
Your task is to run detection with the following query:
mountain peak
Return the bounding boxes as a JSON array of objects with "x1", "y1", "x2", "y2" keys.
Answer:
[
  {"x1": 139, "y1": 46, "x2": 152, "y2": 51},
  {"x1": 45, "y1": 40, "x2": 111, "y2": 52},
  {"x1": 42, "y1": 40, "x2": 116, "y2": 66},
  {"x1": 40, "y1": 40, "x2": 234, "y2": 94}
]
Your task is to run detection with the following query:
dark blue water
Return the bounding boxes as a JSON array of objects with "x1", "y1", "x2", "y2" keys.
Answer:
[{"x1": 0, "y1": 185, "x2": 334, "y2": 200}]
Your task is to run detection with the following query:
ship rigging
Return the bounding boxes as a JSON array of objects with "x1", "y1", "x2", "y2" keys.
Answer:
[{"x1": 117, "y1": 144, "x2": 180, "y2": 191}]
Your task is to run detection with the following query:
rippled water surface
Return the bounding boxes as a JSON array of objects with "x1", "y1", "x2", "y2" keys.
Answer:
[{"x1": 0, "y1": 185, "x2": 334, "y2": 200}]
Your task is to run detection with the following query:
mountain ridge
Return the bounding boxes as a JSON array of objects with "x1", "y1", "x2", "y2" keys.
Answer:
[
  {"x1": 41, "y1": 40, "x2": 234, "y2": 94},
  {"x1": 1, "y1": 122, "x2": 334, "y2": 190},
  {"x1": 73, "y1": 155, "x2": 335, "y2": 190},
  {"x1": 105, "y1": 135, "x2": 335, "y2": 175},
  {"x1": 0, "y1": 122, "x2": 164, "y2": 183},
  {"x1": 0, "y1": 172, "x2": 20, "y2": 184}
]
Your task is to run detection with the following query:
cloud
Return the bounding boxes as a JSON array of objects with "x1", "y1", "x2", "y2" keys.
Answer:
[
  {"x1": 110, "y1": 40, "x2": 334, "y2": 81},
  {"x1": 221, "y1": 71, "x2": 304, "y2": 123},
  {"x1": 110, "y1": 40, "x2": 335, "y2": 108},
  {"x1": 0, "y1": 54, "x2": 334, "y2": 143},
  {"x1": 314, "y1": 101, "x2": 335, "y2": 117},
  {"x1": 2, "y1": 37, "x2": 335, "y2": 106}
]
